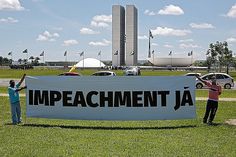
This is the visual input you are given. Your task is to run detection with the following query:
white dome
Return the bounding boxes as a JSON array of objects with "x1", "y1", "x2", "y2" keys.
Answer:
[
  {"x1": 75, "y1": 58, "x2": 106, "y2": 68},
  {"x1": 147, "y1": 57, "x2": 195, "y2": 67}
]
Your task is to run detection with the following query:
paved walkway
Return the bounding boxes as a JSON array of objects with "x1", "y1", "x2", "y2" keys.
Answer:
[{"x1": 1, "y1": 93, "x2": 236, "y2": 101}]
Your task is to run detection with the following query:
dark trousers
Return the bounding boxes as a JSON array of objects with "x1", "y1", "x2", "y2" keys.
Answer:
[{"x1": 203, "y1": 100, "x2": 218, "y2": 123}]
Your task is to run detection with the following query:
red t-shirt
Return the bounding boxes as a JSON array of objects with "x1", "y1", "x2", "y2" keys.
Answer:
[{"x1": 205, "y1": 81, "x2": 222, "y2": 101}]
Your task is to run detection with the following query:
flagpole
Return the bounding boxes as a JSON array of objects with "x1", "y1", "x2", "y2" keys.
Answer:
[
  {"x1": 99, "y1": 51, "x2": 101, "y2": 68},
  {"x1": 26, "y1": 52, "x2": 28, "y2": 65},
  {"x1": 148, "y1": 33, "x2": 151, "y2": 58},
  {"x1": 191, "y1": 52, "x2": 193, "y2": 66},
  {"x1": 11, "y1": 53, "x2": 13, "y2": 64},
  {"x1": 117, "y1": 52, "x2": 118, "y2": 67},
  {"x1": 83, "y1": 52, "x2": 84, "y2": 70},
  {"x1": 152, "y1": 50, "x2": 154, "y2": 65}
]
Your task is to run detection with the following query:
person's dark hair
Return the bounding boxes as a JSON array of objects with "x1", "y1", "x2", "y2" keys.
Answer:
[{"x1": 9, "y1": 80, "x2": 15, "y2": 87}]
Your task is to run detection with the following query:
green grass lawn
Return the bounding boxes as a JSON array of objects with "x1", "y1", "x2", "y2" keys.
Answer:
[
  {"x1": 0, "y1": 97, "x2": 235, "y2": 156},
  {"x1": 1, "y1": 68, "x2": 236, "y2": 80},
  {"x1": 196, "y1": 89, "x2": 236, "y2": 98}
]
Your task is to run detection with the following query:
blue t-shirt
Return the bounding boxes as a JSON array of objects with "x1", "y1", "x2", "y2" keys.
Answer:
[{"x1": 8, "y1": 83, "x2": 20, "y2": 104}]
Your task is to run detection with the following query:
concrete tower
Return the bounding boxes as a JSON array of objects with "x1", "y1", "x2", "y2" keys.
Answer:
[
  {"x1": 125, "y1": 5, "x2": 138, "y2": 66},
  {"x1": 112, "y1": 5, "x2": 125, "y2": 66}
]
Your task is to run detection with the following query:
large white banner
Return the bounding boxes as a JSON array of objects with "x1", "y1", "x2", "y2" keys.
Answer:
[{"x1": 26, "y1": 76, "x2": 196, "y2": 120}]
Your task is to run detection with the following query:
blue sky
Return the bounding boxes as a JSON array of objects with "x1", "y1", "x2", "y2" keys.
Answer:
[{"x1": 0, "y1": 0, "x2": 236, "y2": 62}]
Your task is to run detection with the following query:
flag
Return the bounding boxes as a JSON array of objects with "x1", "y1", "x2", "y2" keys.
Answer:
[
  {"x1": 40, "y1": 51, "x2": 44, "y2": 56},
  {"x1": 98, "y1": 51, "x2": 101, "y2": 56},
  {"x1": 8, "y1": 51, "x2": 12, "y2": 55},
  {"x1": 130, "y1": 51, "x2": 135, "y2": 55},
  {"x1": 23, "y1": 49, "x2": 28, "y2": 53},
  {"x1": 80, "y1": 51, "x2": 84, "y2": 56},
  {"x1": 64, "y1": 51, "x2": 67, "y2": 56},
  {"x1": 114, "y1": 50, "x2": 118, "y2": 55},
  {"x1": 169, "y1": 51, "x2": 172, "y2": 56},
  {"x1": 69, "y1": 64, "x2": 77, "y2": 72},
  {"x1": 149, "y1": 30, "x2": 153, "y2": 39}
]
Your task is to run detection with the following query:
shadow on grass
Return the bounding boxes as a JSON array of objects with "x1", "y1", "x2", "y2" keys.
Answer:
[{"x1": 20, "y1": 123, "x2": 197, "y2": 130}]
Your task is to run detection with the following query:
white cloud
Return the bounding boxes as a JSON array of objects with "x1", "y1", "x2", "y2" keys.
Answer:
[
  {"x1": 138, "y1": 35, "x2": 148, "y2": 40},
  {"x1": 190, "y1": 23, "x2": 215, "y2": 29},
  {"x1": 179, "y1": 43, "x2": 199, "y2": 49},
  {"x1": 226, "y1": 37, "x2": 236, "y2": 43},
  {"x1": 151, "y1": 27, "x2": 191, "y2": 36},
  {"x1": 226, "y1": 4, "x2": 236, "y2": 18},
  {"x1": 0, "y1": 0, "x2": 24, "y2": 11},
  {"x1": 158, "y1": 5, "x2": 184, "y2": 15},
  {"x1": 164, "y1": 44, "x2": 173, "y2": 48},
  {"x1": 0, "y1": 17, "x2": 18, "y2": 23},
  {"x1": 152, "y1": 43, "x2": 158, "y2": 46},
  {"x1": 91, "y1": 21, "x2": 109, "y2": 28},
  {"x1": 63, "y1": 39, "x2": 79, "y2": 46},
  {"x1": 80, "y1": 27, "x2": 100, "y2": 34},
  {"x1": 179, "y1": 39, "x2": 194, "y2": 43},
  {"x1": 144, "y1": 9, "x2": 156, "y2": 16},
  {"x1": 36, "y1": 31, "x2": 59, "y2": 41},
  {"x1": 89, "y1": 39, "x2": 111, "y2": 46},
  {"x1": 90, "y1": 14, "x2": 112, "y2": 28}
]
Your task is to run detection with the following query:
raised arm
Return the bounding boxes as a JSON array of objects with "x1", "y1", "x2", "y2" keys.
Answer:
[
  {"x1": 196, "y1": 75, "x2": 207, "y2": 85},
  {"x1": 18, "y1": 74, "x2": 26, "y2": 87},
  {"x1": 16, "y1": 86, "x2": 27, "y2": 92}
]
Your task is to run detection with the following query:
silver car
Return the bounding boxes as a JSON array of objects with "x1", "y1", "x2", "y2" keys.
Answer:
[
  {"x1": 124, "y1": 67, "x2": 141, "y2": 76},
  {"x1": 196, "y1": 73, "x2": 234, "y2": 89}
]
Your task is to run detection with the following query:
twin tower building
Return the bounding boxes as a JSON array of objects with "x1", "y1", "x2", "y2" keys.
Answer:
[{"x1": 112, "y1": 5, "x2": 138, "y2": 66}]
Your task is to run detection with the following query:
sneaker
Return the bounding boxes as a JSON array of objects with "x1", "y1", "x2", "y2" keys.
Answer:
[
  {"x1": 208, "y1": 121, "x2": 213, "y2": 125},
  {"x1": 203, "y1": 119, "x2": 207, "y2": 124}
]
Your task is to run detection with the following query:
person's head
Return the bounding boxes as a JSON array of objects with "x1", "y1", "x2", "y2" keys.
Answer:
[
  {"x1": 211, "y1": 76, "x2": 216, "y2": 85},
  {"x1": 9, "y1": 80, "x2": 15, "y2": 87}
]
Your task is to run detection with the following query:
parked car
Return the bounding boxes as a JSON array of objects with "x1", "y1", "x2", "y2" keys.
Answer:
[
  {"x1": 58, "y1": 72, "x2": 80, "y2": 76},
  {"x1": 91, "y1": 71, "x2": 116, "y2": 76},
  {"x1": 185, "y1": 73, "x2": 201, "y2": 77},
  {"x1": 124, "y1": 67, "x2": 141, "y2": 76},
  {"x1": 196, "y1": 73, "x2": 234, "y2": 89}
]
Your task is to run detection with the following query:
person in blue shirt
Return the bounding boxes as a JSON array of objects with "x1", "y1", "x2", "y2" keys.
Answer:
[{"x1": 8, "y1": 74, "x2": 27, "y2": 125}]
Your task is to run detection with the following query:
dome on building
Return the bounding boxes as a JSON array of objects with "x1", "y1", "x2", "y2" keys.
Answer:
[
  {"x1": 75, "y1": 58, "x2": 106, "y2": 68},
  {"x1": 147, "y1": 57, "x2": 195, "y2": 67}
]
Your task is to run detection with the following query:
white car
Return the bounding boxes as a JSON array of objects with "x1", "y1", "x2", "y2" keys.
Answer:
[
  {"x1": 124, "y1": 67, "x2": 141, "y2": 76},
  {"x1": 196, "y1": 73, "x2": 234, "y2": 89},
  {"x1": 91, "y1": 71, "x2": 116, "y2": 76}
]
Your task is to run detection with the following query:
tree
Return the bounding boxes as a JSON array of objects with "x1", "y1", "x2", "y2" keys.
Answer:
[
  {"x1": 32, "y1": 57, "x2": 40, "y2": 66},
  {"x1": 23, "y1": 59, "x2": 27, "y2": 64},
  {"x1": 0, "y1": 56, "x2": 3, "y2": 66},
  {"x1": 29, "y1": 56, "x2": 35, "y2": 63},
  {"x1": 18, "y1": 58, "x2": 23, "y2": 64},
  {"x1": 206, "y1": 41, "x2": 233, "y2": 73}
]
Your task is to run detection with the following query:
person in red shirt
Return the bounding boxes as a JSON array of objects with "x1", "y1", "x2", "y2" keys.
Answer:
[{"x1": 196, "y1": 75, "x2": 222, "y2": 125}]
